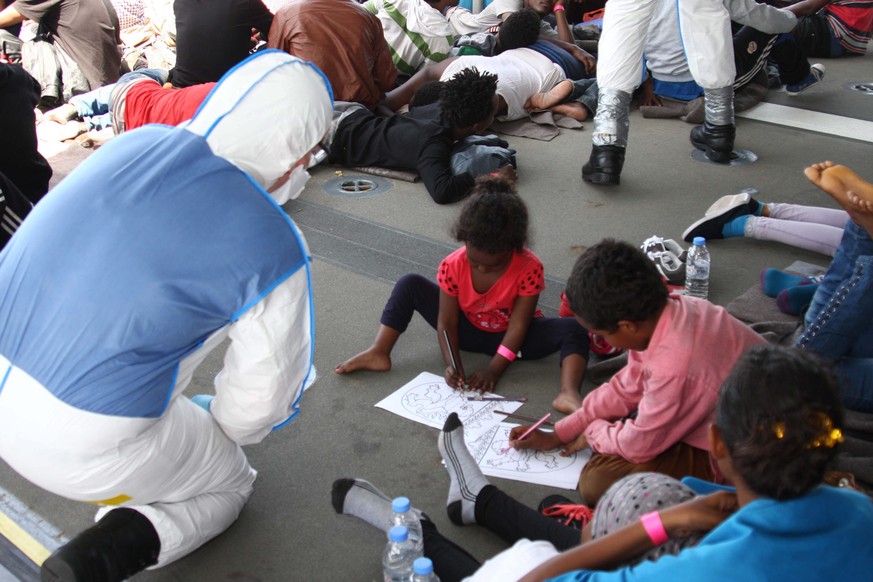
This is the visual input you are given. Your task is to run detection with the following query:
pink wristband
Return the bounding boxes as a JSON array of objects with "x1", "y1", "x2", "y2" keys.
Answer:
[
  {"x1": 496, "y1": 344, "x2": 517, "y2": 362},
  {"x1": 553, "y1": 4, "x2": 565, "y2": 12},
  {"x1": 640, "y1": 511, "x2": 669, "y2": 546}
]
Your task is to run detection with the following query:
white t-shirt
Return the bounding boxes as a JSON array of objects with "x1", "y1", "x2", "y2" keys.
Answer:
[
  {"x1": 463, "y1": 539, "x2": 559, "y2": 582},
  {"x1": 440, "y1": 47, "x2": 566, "y2": 121},
  {"x1": 445, "y1": 0, "x2": 521, "y2": 35}
]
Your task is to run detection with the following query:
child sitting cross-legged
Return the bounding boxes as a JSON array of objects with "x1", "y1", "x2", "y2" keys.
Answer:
[
  {"x1": 335, "y1": 175, "x2": 590, "y2": 412},
  {"x1": 512, "y1": 239, "x2": 765, "y2": 505}
]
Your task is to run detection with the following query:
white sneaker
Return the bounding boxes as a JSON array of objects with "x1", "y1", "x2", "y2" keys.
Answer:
[
  {"x1": 641, "y1": 236, "x2": 687, "y2": 285},
  {"x1": 641, "y1": 235, "x2": 687, "y2": 261}
]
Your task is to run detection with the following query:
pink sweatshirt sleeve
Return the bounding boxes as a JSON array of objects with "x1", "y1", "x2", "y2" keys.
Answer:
[
  {"x1": 583, "y1": 372, "x2": 716, "y2": 464},
  {"x1": 554, "y1": 359, "x2": 642, "y2": 443}
]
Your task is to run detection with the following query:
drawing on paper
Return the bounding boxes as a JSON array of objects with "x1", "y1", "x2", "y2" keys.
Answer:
[
  {"x1": 376, "y1": 372, "x2": 523, "y2": 440},
  {"x1": 467, "y1": 423, "x2": 591, "y2": 490},
  {"x1": 400, "y1": 380, "x2": 508, "y2": 435}
]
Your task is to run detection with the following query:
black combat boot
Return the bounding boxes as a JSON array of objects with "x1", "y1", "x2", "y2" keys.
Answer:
[
  {"x1": 41, "y1": 508, "x2": 160, "y2": 582},
  {"x1": 582, "y1": 145, "x2": 625, "y2": 186},
  {"x1": 690, "y1": 121, "x2": 736, "y2": 164}
]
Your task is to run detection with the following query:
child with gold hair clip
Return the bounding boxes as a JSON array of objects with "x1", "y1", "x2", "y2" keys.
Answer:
[{"x1": 517, "y1": 344, "x2": 871, "y2": 581}]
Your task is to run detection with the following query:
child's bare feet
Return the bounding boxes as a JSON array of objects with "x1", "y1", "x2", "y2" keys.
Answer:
[
  {"x1": 552, "y1": 391, "x2": 582, "y2": 415},
  {"x1": 802, "y1": 160, "x2": 835, "y2": 189},
  {"x1": 334, "y1": 348, "x2": 391, "y2": 374},
  {"x1": 525, "y1": 80, "x2": 573, "y2": 111},
  {"x1": 44, "y1": 103, "x2": 78, "y2": 123},
  {"x1": 847, "y1": 191, "x2": 873, "y2": 214},
  {"x1": 37, "y1": 119, "x2": 86, "y2": 142},
  {"x1": 806, "y1": 162, "x2": 873, "y2": 238},
  {"x1": 804, "y1": 161, "x2": 873, "y2": 207},
  {"x1": 550, "y1": 102, "x2": 588, "y2": 122}
]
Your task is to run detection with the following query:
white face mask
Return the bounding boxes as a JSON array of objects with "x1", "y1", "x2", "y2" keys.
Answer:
[{"x1": 270, "y1": 165, "x2": 311, "y2": 204}]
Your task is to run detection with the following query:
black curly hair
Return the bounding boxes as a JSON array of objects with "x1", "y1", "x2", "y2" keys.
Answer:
[
  {"x1": 717, "y1": 344, "x2": 844, "y2": 500},
  {"x1": 439, "y1": 67, "x2": 498, "y2": 129},
  {"x1": 497, "y1": 8, "x2": 542, "y2": 52},
  {"x1": 409, "y1": 80, "x2": 445, "y2": 111},
  {"x1": 450, "y1": 175, "x2": 529, "y2": 254},
  {"x1": 564, "y1": 239, "x2": 668, "y2": 331}
]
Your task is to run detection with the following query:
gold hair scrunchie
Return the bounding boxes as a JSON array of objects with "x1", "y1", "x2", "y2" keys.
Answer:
[
  {"x1": 806, "y1": 413, "x2": 844, "y2": 449},
  {"x1": 770, "y1": 413, "x2": 844, "y2": 449}
]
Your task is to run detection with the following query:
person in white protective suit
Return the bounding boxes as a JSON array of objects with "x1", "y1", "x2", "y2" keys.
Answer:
[
  {"x1": 0, "y1": 49, "x2": 333, "y2": 582},
  {"x1": 582, "y1": 0, "x2": 739, "y2": 186}
]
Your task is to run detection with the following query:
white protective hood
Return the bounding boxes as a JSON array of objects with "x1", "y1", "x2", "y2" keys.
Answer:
[{"x1": 185, "y1": 50, "x2": 334, "y2": 202}]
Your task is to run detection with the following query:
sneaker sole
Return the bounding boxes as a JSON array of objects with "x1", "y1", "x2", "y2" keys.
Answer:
[
  {"x1": 704, "y1": 192, "x2": 751, "y2": 217},
  {"x1": 683, "y1": 197, "x2": 750, "y2": 241}
]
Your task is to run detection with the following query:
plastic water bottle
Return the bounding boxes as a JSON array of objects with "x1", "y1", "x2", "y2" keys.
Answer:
[
  {"x1": 392, "y1": 497, "x2": 424, "y2": 557},
  {"x1": 412, "y1": 557, "x2": 440, "y2": 582},
  {"x1": 383, "y1": 525, "x2": 416, "y2": 582},
  {"x1": 684, "y1": 237, "x2": 711, "y2": 300}
]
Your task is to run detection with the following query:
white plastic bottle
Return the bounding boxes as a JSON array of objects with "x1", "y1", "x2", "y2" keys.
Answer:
[
  {"x1": 383, "y1": 525, "x2": 416, "y2": 582},
  {"x1": 412, "y1": 557, "x2": 440, "y2": 582},
  {"x1": 392, "y1": 497, "x2": 424, "y2": 557},
  {"x1": 684, "y1": 237, "x2": 711, "y2": 300}
]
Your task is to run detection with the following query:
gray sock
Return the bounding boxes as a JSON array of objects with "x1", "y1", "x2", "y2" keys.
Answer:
[
  {"x1": 331, "y1": 478, "x2": 421, "y2": 533},
  {"x1": 438, "y1": 413, "x2": 490, "y2": 525}
]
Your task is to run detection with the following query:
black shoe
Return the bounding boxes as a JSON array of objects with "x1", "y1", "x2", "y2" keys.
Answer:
[
  {"x1": 690, "y1": 121, "x2": 736, "y2": 164},
  {"x1": 41, "y1": 509, "x2": 160, "y2": 582},
  {"x1": 582, "y1": 145, "x2": 625, "y2": 186}
]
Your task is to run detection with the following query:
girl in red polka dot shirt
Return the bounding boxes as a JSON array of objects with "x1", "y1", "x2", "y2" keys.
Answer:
[{"x1": 336, "y1": 175, "x2": 590, "y2": 413}]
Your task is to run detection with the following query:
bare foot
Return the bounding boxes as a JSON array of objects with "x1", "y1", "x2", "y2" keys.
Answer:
[
  {"x1": 550, "y1": 102, "x2": 588, "y2": 122},
  {"x1": 37, "y1": 119, "x2": 85, "y2": 141},
  {"x1": 806, "y1": 163, "x2": 873, "y2": 237},
  {"x1": 806, "y1": 162, "x2": 873, "y2": 210},
  {"x1": 44, "y1": 103, "x2": 78, "y2": 123},
  {"x1": 334, "y1": 347, "x2": 391, "y2": 374},
  {"x1": 847, "y1": 191, "x2": 873, "y2": 214},
  {"x1": 525, "y1": 80, "x2": 573, "y2": 111},
  {"x1": 803, "y1": 160, "x2": 836, "y2": 189},
  {"x1": 552, "y1": 391, "x2": 582, "y2": 415},
  {"x1": 824, "y1": 165, "x2": 873, "y2": 201}
]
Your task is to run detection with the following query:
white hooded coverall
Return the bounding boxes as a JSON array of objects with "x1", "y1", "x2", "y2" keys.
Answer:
[{"x1": 0, "y1": 50, "x2": 333, "y2": 566}]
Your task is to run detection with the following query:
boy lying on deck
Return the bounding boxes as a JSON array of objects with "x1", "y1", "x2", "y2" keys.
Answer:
[{"x1": 326, "y1": 68, "x2": 512, "y2": 205}]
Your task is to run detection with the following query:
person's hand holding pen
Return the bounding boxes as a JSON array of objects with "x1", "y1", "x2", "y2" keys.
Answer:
[
  {"x1": 508, "y1": 424, "x2": 563, "y2": 451},
  {"x1": 442, "y1": 330, "x2": 469, "y2": 389},
  {"x1": 444, "y1": 365, "x2": 467, "y2": 389}
]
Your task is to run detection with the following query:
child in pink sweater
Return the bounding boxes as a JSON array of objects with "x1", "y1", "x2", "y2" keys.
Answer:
[{"x1": 511, "y1": 239, "x2": 765, "y2": 504}]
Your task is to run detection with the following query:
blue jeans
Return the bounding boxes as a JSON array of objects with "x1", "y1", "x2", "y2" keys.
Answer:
[
  {"x1": 797, "y1": 220, "x2": 873, "y2": 411},
  {"x1": 69, "y1": 69, "x2": 168, "y2": 131}
]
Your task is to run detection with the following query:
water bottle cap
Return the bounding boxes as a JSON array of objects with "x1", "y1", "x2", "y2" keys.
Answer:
[
  {"x1": 392, "y1": 497, "x2": 411, "y2": 513},
  {"x1": 413, "y1": 557, "x2": 434, "y2": 575},
  {"x1": 693, "y1": 236, "x2": 706, "y2": 246},
  {"x1": 388, "y1": 525, "x2": 409, "y2": 542}
]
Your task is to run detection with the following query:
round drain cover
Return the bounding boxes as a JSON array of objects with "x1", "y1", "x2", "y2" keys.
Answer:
[
  {"x1": 322, "y1": 175, "x2": 392, "y2": 198},
  {"x1": 845, "y1": 81, "x2": 873, "y2": 95},
  {"x1": 690, "y1": 148, "x2": 758, "y2": 166}
]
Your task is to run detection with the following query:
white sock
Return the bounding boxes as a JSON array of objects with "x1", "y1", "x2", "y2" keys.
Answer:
[
  {"x1": 438, "y1": 413, "x2": 490, "y2": 525},
  {"x1": 332, "y1": 478, "x2": 404, "y2": 533}
]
